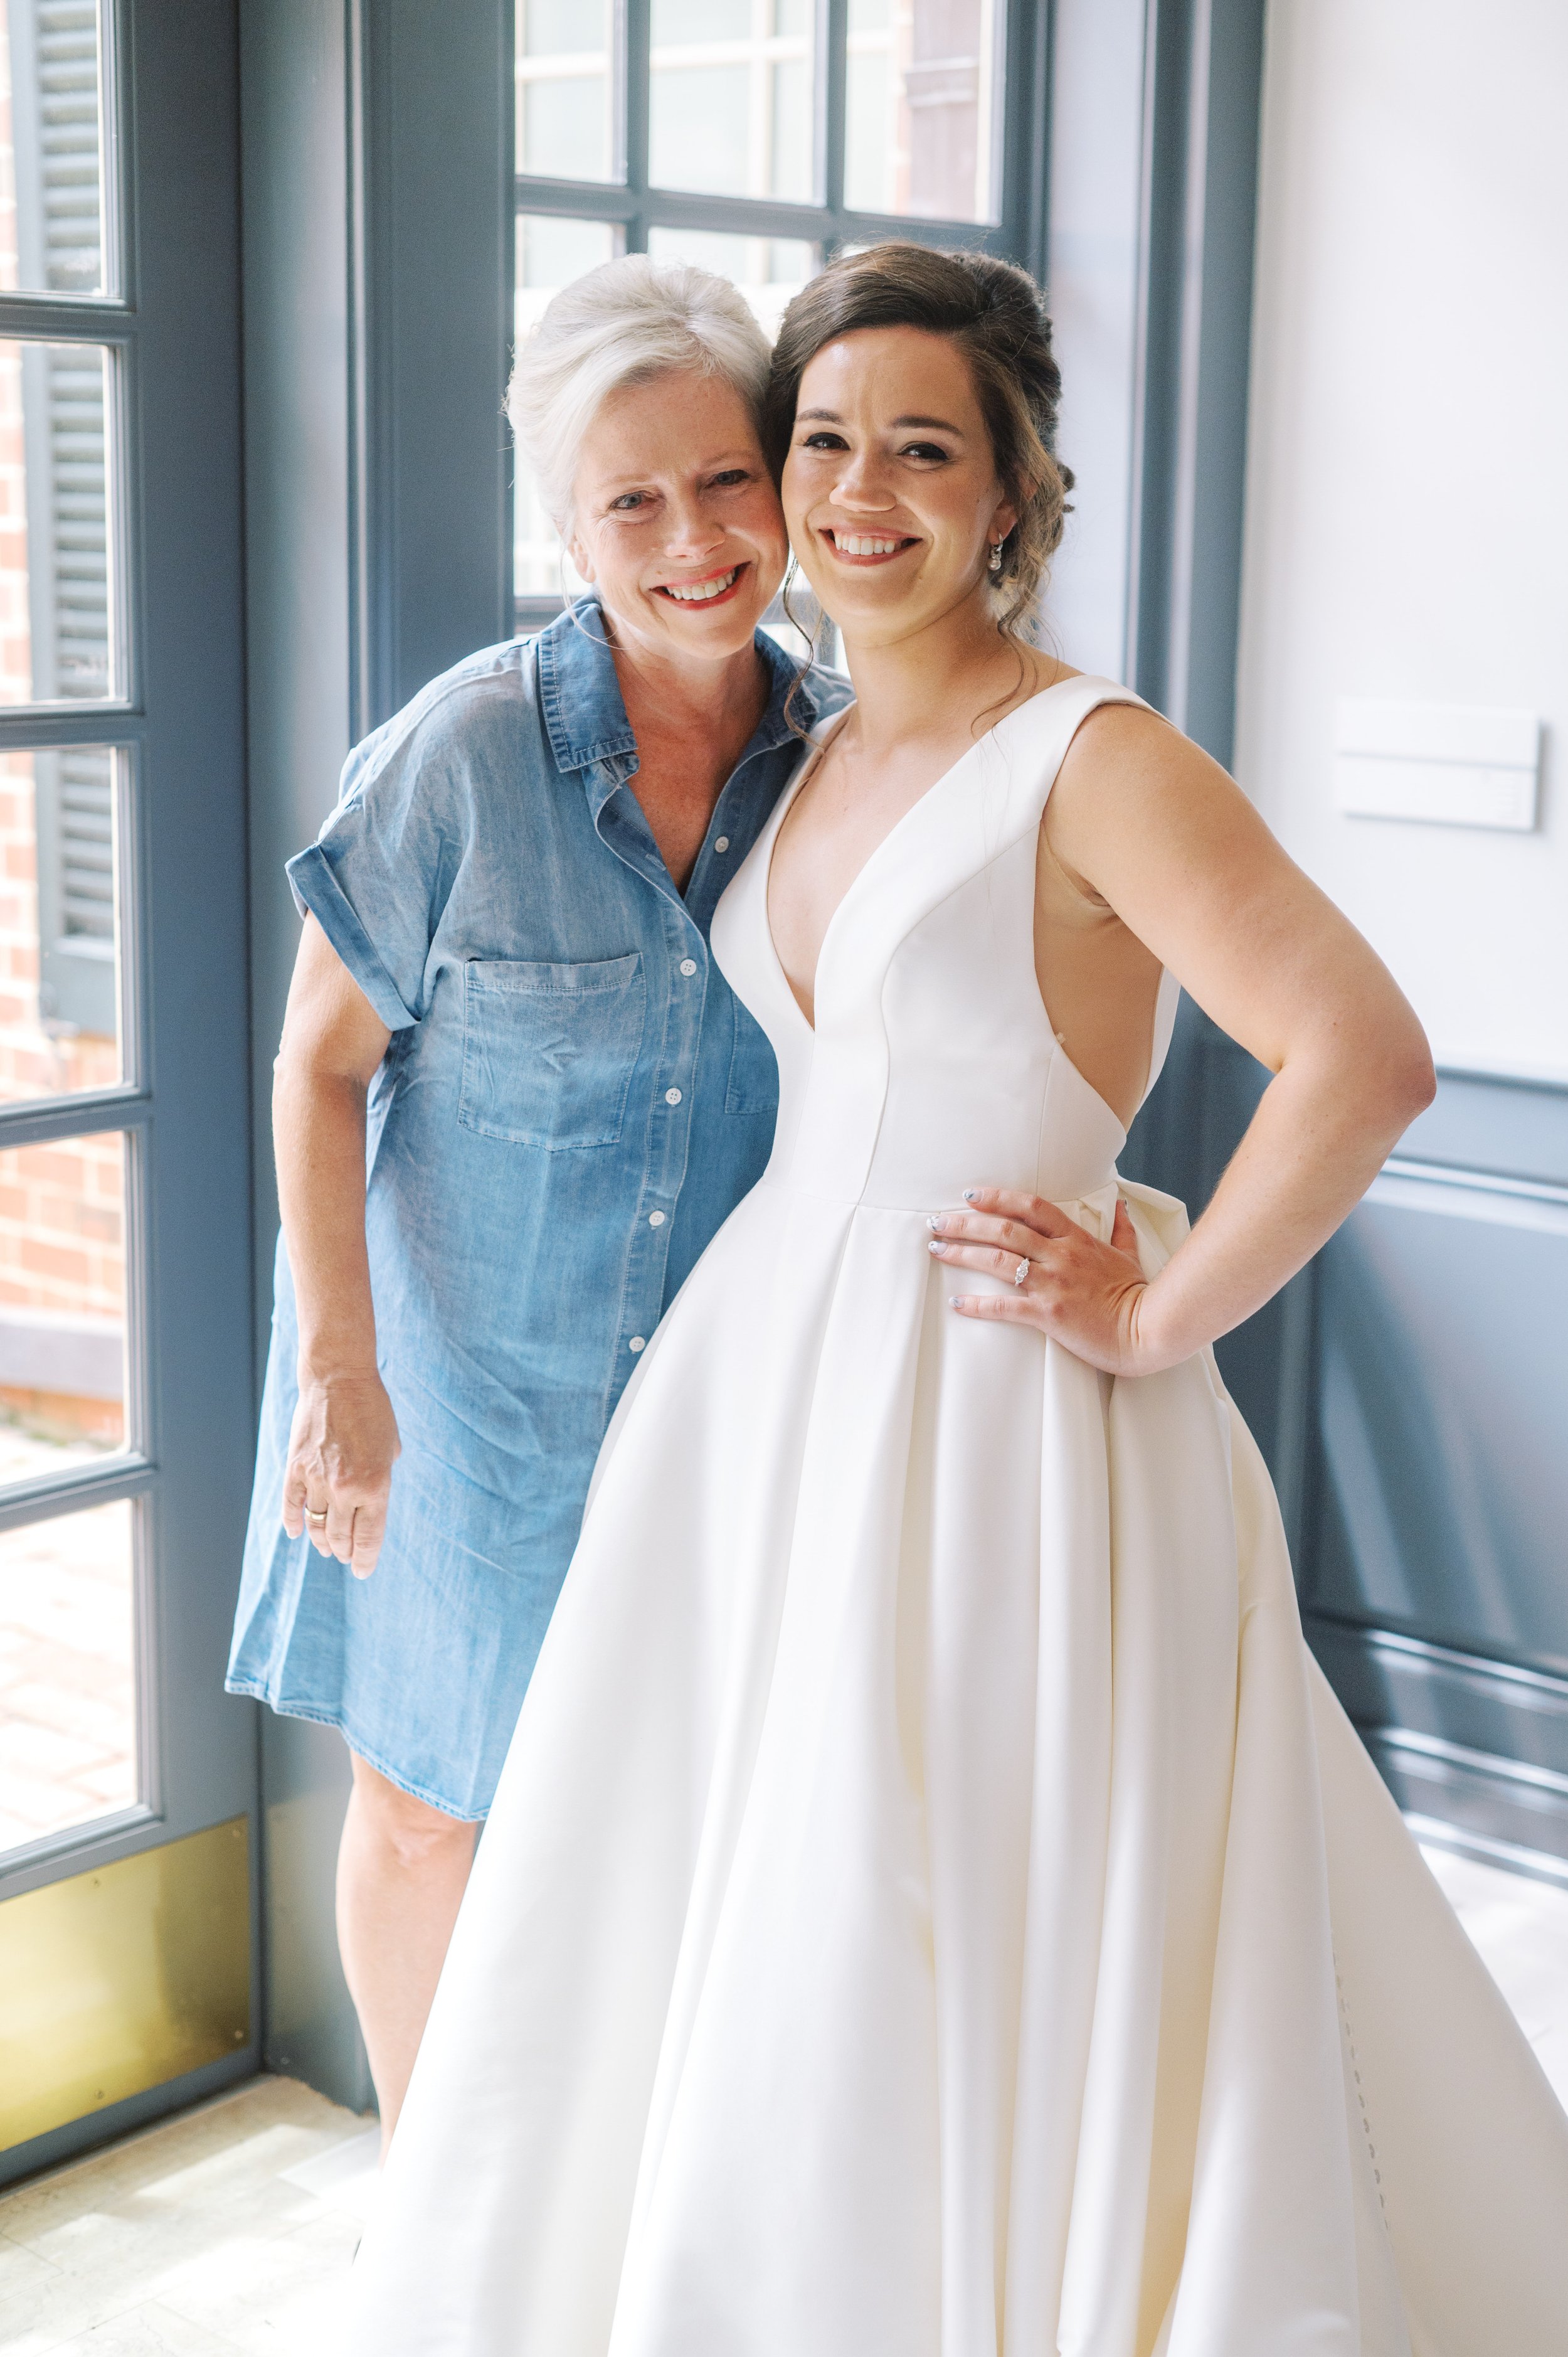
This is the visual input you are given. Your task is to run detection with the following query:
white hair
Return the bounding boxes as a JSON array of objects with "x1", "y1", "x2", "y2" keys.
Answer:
[{"x1": 506, "y1": 253, "x2": 773, "y2": 536}]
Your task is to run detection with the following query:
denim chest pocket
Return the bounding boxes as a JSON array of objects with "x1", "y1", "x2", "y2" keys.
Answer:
[{"x1": 459, "y1": 954, "x2": 645, "y2": 1149}]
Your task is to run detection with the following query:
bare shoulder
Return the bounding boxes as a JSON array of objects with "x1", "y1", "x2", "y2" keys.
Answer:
[
  {"x1": 1040, "y1": 703, "x2": 1294, "y2": 923},
  {"x1": 1059, "y1": 696, "x2": 1204, "y2": 779},
  {"x1": 1050, "y1": 701, "x2": 1257, "y2": 845}
]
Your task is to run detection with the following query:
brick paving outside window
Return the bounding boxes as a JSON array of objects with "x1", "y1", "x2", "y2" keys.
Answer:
[{"x1": 0, "y1": 1432, "x2": 133, "y2": 1853}]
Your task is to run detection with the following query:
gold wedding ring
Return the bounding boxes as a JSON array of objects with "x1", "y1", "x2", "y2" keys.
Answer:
[{"x1": 305, "y1": 1506, "x2": 328, "y2": 1524}]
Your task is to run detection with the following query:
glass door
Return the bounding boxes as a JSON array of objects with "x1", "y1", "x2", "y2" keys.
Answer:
[{"x1": 0, "y1": 0, "x2": 255, "y2": 2181}]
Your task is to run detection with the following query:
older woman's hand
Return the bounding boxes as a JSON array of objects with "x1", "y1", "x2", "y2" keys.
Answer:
[
  {"x1": 282, "y1": 1370, "x2": 401, "y2": 1578},
  {"x1": 927, "y1": 1189, "x2": 1168, "y2": 1378}
]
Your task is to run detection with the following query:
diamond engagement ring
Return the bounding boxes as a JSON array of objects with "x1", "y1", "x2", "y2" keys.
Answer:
[{"x1": 1012, "y1": 1256, "x2": 1030, "y2": 1287}]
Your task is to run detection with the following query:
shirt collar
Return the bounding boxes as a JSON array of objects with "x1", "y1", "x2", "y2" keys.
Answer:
[{"x1": 536, "y1": 595, "x2": 824, "y2": 780}]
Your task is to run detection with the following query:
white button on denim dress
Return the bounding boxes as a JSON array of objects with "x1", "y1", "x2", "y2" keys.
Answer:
[{"x1": 226, "y1": 602, "x2": 849, "y2": 1817}]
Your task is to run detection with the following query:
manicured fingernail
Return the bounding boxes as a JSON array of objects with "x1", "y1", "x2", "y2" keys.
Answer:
[
  {"x1": 963, "y1": 1189, "x2": 979, "y2": 1202},
  {"x1": 928, "y1": 1239, "x2": 945, "y2": 1255},
  {"x1": 948, "y1": 1296, "x2": 963, "y2": 1306},
  {"x1": 927, "y1": 1214, "x2": 945, "y2": 1231}
]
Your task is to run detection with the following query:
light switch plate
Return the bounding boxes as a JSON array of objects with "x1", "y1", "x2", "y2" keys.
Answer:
[{"x1": 1334, "y1": 699, "x2": 1540, "y2": 831}]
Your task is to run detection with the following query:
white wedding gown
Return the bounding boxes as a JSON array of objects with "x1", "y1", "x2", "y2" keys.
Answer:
[{"x1": 345, "y1": 676, "x2": 1568, "y2": 2355}]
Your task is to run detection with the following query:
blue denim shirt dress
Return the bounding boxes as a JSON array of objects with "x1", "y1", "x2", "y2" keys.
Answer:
[{"x1": 227, "y1": 602, "x2": 849, "y2": 1817}]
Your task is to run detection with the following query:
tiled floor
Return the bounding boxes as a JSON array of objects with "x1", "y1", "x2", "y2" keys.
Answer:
[
  {"x1": 0, "y1": 2077, "x2": 376, "y2": 2354},
  {"x1": 1422, "y1": 1841, "x2": 1568, "y2": 2108},
  {"x1": 0, "y1": 1845, "x2": 1564, "y2": 2351}
]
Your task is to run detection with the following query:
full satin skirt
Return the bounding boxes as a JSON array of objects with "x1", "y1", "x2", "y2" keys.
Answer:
[{"x1": 344, "y1": 1178, "x2": 1568, "y2": 2356}]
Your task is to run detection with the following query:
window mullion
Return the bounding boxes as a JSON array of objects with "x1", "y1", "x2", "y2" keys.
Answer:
[
  {"x1": 625, "y1": 0, "x2": 652, "y2": 251},
  {"x1": 0, "y1": 710, "x2": 143, "y2": 750},
  {"x1": 0, "y1": 1093, "x2": 150, "y2": 1155},
  {"x1": 98, "y1": 0, "x2": 129, "y2": 304},
  {"x1": 0, "y1": 299, "x2": 132, "y2": 345},
  {"x1": 838, "y1": 209, "x2": 996, "y2": 251},
  {"x1": 512, "y1": 177, "x2": 638, "y2": 223},
  {"x1": 0, "y1": 1455, "x2": 154, "y2": 1541},
  {"x1": 641, "y1": 190, "x2": 835, "y2": 242},
  {"x1": 819, "y1": 0, "x2": 847, "y2": 238}
]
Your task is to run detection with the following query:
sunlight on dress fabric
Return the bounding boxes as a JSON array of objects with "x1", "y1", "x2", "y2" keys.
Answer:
[{"x1": 344, "y1": 678, "x2": 1568, "y2": 2356}]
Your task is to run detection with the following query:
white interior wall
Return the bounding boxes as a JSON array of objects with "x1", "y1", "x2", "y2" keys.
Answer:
[{"x1": 1236, "y1": 0, "x2": 1568, "y2": 1082}]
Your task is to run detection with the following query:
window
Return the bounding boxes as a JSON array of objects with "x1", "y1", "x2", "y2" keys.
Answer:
[
  {"x1": 1, "y1": 0, "x2": 256, "y2": 2166},
  {"x1": 514, "y1": 0, "x2": 1037, "y2": 626},
  {"x1": 0, "y1": 2, "x2": 147, "y2": 1872}
]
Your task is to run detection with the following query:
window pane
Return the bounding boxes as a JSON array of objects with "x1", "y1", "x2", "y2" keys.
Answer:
[
  {"x1": 0, "y1": 746, "x2": 121, "y2": 1093},
  {"x1": 0, "y1": 339, "x2": 114, "y2": 705},
  {"x1": 0, "y1": 1496, "x2": 134, "y2": 1854},
  {"x1": 0, "y1": 1127, "x2": 127, "y2": 1455},
  {"x1": 514, "y1": 216, "x2": 617, "y2": 604},
  {"x1": 0, "y1": 0, "x2": 107, "y2": 297},
  {"x1": 517, "y1": 0, "x2": 616, "y2": 183},
  {"x1": 845, "y1": 0, "x2": 1004, "y2": 224},
  {"x1": 645, "y1": 226, "x2": 813, "y2": 343},
  {"x1": 650, "y1": 0, "x2": 815, "y2": 202}
]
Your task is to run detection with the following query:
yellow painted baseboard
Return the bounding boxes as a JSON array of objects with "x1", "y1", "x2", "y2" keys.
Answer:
[{"x1": 0, "y1": 1817, "x2": 250, "y2": 2151}]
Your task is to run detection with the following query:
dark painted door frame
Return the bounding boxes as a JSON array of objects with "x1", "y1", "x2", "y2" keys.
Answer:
[{"x1": 0, "y1": 0, "x2": 257, "y2": 2184}]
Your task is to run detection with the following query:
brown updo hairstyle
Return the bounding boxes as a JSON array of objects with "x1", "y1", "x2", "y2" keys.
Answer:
[{"x1": 765, "y1": 242, "x2": 1074, "y2": 644}]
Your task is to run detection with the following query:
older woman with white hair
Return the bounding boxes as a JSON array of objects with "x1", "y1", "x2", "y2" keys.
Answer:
[{"x1": 226, "y1": 257, "x2": 849, "y2": 2144}]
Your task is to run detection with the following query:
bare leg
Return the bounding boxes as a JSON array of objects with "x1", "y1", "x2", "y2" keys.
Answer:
[{"x1": 336, "y1": 1752, "x2": 479, "y2": 2154}]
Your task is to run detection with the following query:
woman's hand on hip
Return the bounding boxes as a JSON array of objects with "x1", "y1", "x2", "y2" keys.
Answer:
[
  {"x1": 282, "y1": 1370, "x2": 402, "y2": 1578},
  {"x1": 928, "y1": 1188, "x2": 1170, "y2": 1378}
]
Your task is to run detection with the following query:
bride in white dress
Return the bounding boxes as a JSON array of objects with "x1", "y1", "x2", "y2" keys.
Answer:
[{"x1": 345, "y1": 245, "x2": 1568, "y2": 2354}]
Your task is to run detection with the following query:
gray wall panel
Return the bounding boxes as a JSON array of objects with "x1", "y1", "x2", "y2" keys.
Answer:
[
  {"x1": 1309, "y1": 1180, "x2": 1568, "y2": 1675},
  {"x1": 1398, "y1": 1070, "x2": 1568, "y2": 1188},
  {"x1": 1129, "y1": 1024, "x2": 1568, "y2": 1871},
  {"x1": 1311, "y1": 1624, "x2": 1568, "y2": 1787}
]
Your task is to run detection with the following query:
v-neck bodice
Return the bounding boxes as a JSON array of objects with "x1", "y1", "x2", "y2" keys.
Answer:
[{"x1": 713, "y1": 673, "x2": 1177, "y2": 1211}]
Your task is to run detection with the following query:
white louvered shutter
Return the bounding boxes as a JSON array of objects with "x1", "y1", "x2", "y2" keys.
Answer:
[{"x1": 11, "y1": 1, "x2": 115, "y2": 1035}]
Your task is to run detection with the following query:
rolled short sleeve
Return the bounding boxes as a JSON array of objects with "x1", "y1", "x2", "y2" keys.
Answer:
[{"x1": 287, "y1": 689, "x2": 477, "y2": 1031}]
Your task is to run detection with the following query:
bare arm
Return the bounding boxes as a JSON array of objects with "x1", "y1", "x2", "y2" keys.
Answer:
[
  {"x1": 275, "y1": 915, "x2": 401, "y2": 1573},
  {"x1": 933, "y1": 706, "x2": 1436, "y2": 1373}
]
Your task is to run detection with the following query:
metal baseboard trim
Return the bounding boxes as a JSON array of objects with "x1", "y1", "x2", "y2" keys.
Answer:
[
  {"x1": 1405, "y1": 1812, "x2": 1568, "y2": 1895},
  {"x1": 0, "y1": 2048, "x2": 258, "y2": 2194},
  {"x1": 1365, "y1": 1730, "x2": 1568, "y2": 1867}
]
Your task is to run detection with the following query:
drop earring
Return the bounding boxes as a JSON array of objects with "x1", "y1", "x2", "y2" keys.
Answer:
[{"x1": 987, "y1": 539, "x2": 1004, "y2": 577}]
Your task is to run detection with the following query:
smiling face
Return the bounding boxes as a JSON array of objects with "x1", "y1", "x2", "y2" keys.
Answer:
[
  {"x1": 568, "y1": 368, "x2": 789, "y2": 666},
  {"x1": 780, "y1": 326, "x2": 1018, "y2": 651}
]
